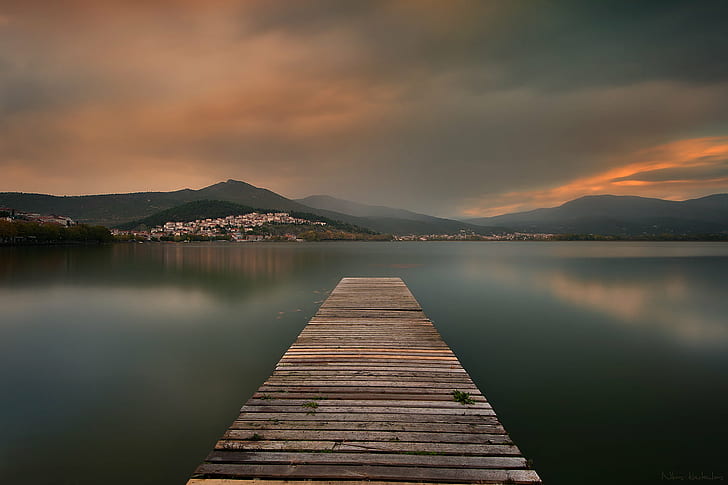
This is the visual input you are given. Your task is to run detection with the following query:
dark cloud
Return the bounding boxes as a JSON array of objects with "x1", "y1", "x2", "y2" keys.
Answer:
[
  {"x1": 235, "y1": 0, "x2": 728, "y2": 90},
  {"x1": 473, "y1": 0, "x2": 728, "y2": 90},
  {"x1": 1, "y1": 0, "x2": 728, "y2": 215}
]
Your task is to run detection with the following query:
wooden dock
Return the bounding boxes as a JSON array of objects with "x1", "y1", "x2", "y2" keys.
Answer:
[{"x1": 188, "y1": 277, "x2": 541, "y2": 484}]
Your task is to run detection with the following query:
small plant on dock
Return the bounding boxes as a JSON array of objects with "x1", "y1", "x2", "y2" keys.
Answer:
[
  {"x1": 452, "y1": 389, "x2": 475, "y2": 405},
  {"x1": 249, "y1": 433, "x2": 262, "y2": 441},
  {"x1": 260, "y1": 394, "x2": 275, "y2": 400},
  {"x1": 302, "y1": 401, "x2": 319, "y2": 414}
]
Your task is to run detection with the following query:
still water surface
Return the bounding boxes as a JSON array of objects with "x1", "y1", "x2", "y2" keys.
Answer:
[{"x1": 1, "y1": 242, "x2": 727, "y2": 484}]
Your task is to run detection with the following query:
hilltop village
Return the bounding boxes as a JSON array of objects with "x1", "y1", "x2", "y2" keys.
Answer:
[{"x1": 112, "y1": 212, "x2": 328, "y2": 241}]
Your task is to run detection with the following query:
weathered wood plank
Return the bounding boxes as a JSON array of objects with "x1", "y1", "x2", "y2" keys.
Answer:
[
  {"x1": 224, "y1": 412, "x2": 497, "y2": 424},
  {"x1": 257, "y1": 385, "x2": 481, "y2": 395},
  {"x1": 189, "y1": 480, "x2": 538, "y2": 485},
  {"x1": 214, "y1": 440, "x2": 524, "y2": 456},
  {"x1": 222, "y1": 429, "x2": 512, "y2": 444},
  {"x1": 275, "y1": 365, "x2": 467, "y2": 373},
  {"x1": 252, "y1": 392, "x2": 485, "y2": 402},
  {"x1": 240, "y1": 405, "x2": 496, "y2": 416},
  {"x1": 243, "y1": 399, "x2": 490, "y2": 409},
  {"x1": 206, "y1": 451, "x2": 526, "y2": 469},
  {"x1": 193, "y1": 463, "x2": 540, "y2": 484},
  {"x1": 230, "y1": 419, "x2": 505, "y2": 433},
  {"x1": 271, "y1": 371, "x2": 469, "y2": 378}
]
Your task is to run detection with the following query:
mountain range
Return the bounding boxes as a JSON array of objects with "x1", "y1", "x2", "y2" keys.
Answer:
[
  {"x1": 0, "y1": 180, "x2": 498, "y2": 235},
  {"x1": 465, "y1": 194, "x2": 728, "y2": 235},
  {"x1": 1, "y1": 180, "x2": 726, "y2": 235},
  {"x1": 296, "y1": 195, "x2": 493, "y2": 235}
]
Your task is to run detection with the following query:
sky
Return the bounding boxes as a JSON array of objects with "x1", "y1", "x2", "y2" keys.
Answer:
[{"x1": 2, "y1": 0, "x2": 728, "y2": 217}]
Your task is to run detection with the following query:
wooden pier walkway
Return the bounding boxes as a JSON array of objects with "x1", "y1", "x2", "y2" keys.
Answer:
[{"x1": 188, "y1": 277, "x2": 541, "y2": 484}]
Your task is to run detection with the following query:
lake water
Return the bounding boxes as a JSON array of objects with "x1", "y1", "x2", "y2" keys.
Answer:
[{"x1": 1, "y1": 242, "x2": 727, "y2": 484}]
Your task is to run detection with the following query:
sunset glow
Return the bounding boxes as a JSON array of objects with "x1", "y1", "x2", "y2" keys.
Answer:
[{"x1": 462, "y1": 137, "x2": 728, "y2": 216}]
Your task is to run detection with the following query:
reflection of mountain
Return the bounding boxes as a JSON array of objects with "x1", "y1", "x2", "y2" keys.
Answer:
[{"x1": 482, "y1": 259, "x2": 728, "y2": 346}]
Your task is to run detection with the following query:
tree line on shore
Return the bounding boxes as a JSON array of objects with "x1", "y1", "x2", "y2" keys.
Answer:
[{"x1": 0, "y1": 220, "x2": 113, "y2": 244}]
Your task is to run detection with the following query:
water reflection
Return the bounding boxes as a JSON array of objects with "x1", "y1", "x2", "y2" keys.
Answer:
[
  {"x1": 156, "y1": 244, "x2": 299, "y2": 277},
  {"x1": 1, "y1": 242, "x2": 727, "y2": 485},
  {"x1": 471, "y1": 257, "x2": 728, "y2": 346},
  {"x1": 1, "y1": 286, "x2": 216, "y2": 325},
  {"x1": 0, "y1": 244, "x2": 332, "y2": 303},
  {"x1": 0, "y1": 246, "x2": 329, "y2": 485}
]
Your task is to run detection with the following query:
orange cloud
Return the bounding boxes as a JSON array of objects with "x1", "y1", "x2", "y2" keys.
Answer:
[{"x1": 462, "y1": 136, "x2": 728, "y2": 216}]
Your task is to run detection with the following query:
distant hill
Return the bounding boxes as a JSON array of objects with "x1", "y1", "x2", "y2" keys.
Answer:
[
  {"x1": 0, "y1": 189, "x2": 195, "y2": 227},
  {"x1": 297, "y1": 195, "x2": 439, "y2": 221},
  {"x1": 464, "y1": 194, "x2": 728, "y2": 235},
  {"x1": 0, "y1": 180, "x2": 352, "y2": 227},
  {"x1": 296, "y1": 195, "x2": 502, "y2": 235},
  {"x1": 195, "y1": 180, "x2": 302, "y2": 210},
  {"x1": 0, "y1": 180, "x2": 503, "y2": 235}
]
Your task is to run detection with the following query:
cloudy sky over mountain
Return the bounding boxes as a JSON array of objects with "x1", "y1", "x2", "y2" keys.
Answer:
[{"x1": 2, "y1": 0, "x2": 728, "y2": 216}]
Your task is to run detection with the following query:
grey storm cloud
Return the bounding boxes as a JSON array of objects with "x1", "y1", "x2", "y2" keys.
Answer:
[{"x1": 236, "y1": 0, "x2": 728, "y2": 89}]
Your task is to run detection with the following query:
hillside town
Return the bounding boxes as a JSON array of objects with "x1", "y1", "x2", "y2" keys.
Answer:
[{"x1": 112, "y1": 212, "x2": 327, "y2": 241}]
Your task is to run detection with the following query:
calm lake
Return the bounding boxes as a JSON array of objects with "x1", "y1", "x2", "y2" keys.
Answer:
[{"x1": 1, "y1": 242, "x2": 727, "y2": 484}]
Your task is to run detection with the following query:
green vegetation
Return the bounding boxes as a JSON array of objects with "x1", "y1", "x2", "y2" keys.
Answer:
[
  {"x1": 289, "y1": 210, "x2": 375, "y2": 234},
  {"x1": 452, "y1": 390, "x2": 475, "y2": 405},
  {"x1": 302, "y1": 400, "x2": 319, "y2": 414},
  {"x1": 0, "y1": 179, "x2": 304, "y2": 227},
  {"x1": 259, "y1": 394, "x2": 275, "y2": 400},
  {"x1": 0, "y1": 220, "x2": 113, "y2": 245},
  {"x1": 248, "y1": 433, "x2": 262, "y2": 441}
]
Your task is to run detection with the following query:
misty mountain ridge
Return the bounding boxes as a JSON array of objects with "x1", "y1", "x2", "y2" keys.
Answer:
[
  {"x1": 296, "y1": 195, "x2": 439, "y2": 221},
  {"x1": 465, "y1": 194, "x2": 728, "y2": 235},
  {"x1": 294, "y1": 195, "x2": 493, "y2": 234}
]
